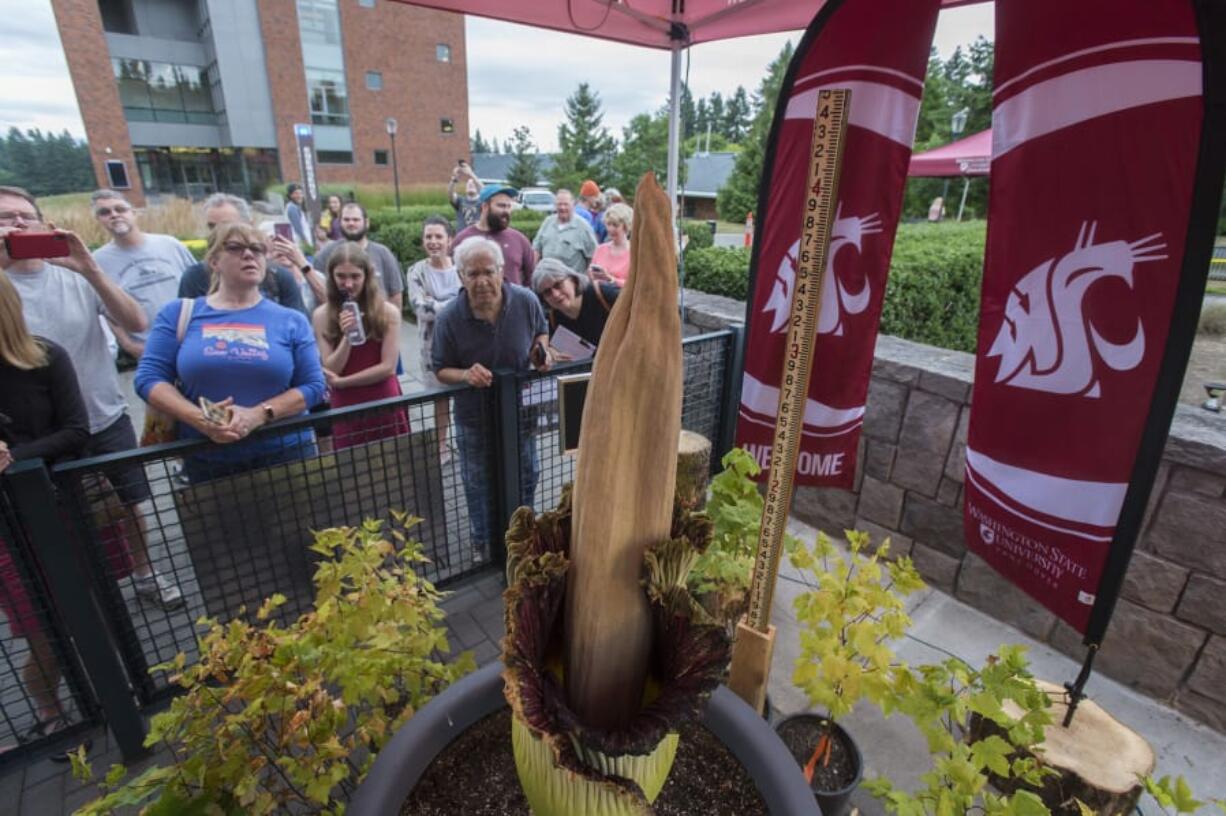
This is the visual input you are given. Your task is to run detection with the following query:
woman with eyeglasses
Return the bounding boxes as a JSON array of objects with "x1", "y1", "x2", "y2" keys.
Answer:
[{"x1": 135, "y1": 223, "x2": 326, "y2": 482}]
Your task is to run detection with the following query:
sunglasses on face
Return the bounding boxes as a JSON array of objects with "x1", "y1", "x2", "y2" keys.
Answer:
[
  {"x1": 94, "y1": 204, "x2": 132, "y2": 217},
  {"x1": 222, "y1": 241, "x2": 268, "y2": 257}
]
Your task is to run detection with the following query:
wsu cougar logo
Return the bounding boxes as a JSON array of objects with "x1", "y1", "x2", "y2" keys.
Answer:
[
  {"x1": 987, "y1": 222, "x2": 1166, "y2": 398},
  {"x1": 763, "y1": 206, "x2": 882, "y2": 336}
]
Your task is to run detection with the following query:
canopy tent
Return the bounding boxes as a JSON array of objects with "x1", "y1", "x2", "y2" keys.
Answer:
[
  {"x1": 908, "y1": 128, "x2": 992, "y2": 177},
  {"x1": 389, "y1": 0, "x2": 987, "y2": 207}
]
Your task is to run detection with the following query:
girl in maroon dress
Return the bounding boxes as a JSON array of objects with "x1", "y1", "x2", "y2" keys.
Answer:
[{"x1": 312, "y1": 244, "x2": 408, "y2": 449}]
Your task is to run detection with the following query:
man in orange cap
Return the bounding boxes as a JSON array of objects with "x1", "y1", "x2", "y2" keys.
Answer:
[{"x1": 576, "y1": 180, "x2": 607, "y2": 242}]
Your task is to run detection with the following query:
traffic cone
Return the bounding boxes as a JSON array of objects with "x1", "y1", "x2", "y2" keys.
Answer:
[{"x1": 744, "y1": 211, "x2": 754, "y2": 247}]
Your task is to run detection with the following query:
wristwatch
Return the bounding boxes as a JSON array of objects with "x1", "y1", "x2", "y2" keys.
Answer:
[{"x1": 263, "y1": 404, "x2": 276, "y2": 423}]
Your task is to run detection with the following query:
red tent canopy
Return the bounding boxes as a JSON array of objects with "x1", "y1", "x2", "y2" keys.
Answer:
[
  {"x1": 908, "y1": 128, "x2": 992, "y2": 177},
  {"x1": 390, "y1": 0, "x2": 986, "y2": 49}
]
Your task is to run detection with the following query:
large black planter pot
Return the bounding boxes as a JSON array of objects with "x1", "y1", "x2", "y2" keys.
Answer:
[
  {"x1": 775, "y1": 714, "x2": 864, "y2": 816},
  {"x1": 350, "y1": 662, "x2": 819, "y2": 815}
]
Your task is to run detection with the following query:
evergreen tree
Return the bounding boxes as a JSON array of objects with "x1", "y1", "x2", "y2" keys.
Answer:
[
  {"x1": 902, "y1": 38, "x2": 994, "y2": 219},
  {"x1": 548, "y1": 82, "x2": 617, "y2": 192},
  {"x1": 610, "y1": 109, "x2": 687, "y2": 198},
  {"x1": 0, "y1": 127, "x2": 94, "y2": 197},
  {"x1": 725, "y1": 86, "x2": 751, "y2": 143},
  {"x1": 680, "y1": 83, "x2": 697, "y2": 140},
  {"x1": 717, "y1": 41, "x2": 794, "y2": 222},
  {"x1": 506, "y1": 126, "x2": 543, "y2": 190},
  {"x1": 707, "y1": 92, "x2": 726, "y2": 139},
  {"x1": 695, "y1": 98, "x2": 710, "y2": 140},
  {"x1": 471, "y1": 129, "x2": 490, "y2": 153}
]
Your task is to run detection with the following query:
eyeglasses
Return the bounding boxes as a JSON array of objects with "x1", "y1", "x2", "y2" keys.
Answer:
[
  {"x1": 94, "y1": 204, "x2": 132, "y2": 217},
  {"x1": 222, "y1": 241, "x2": 268, "y2": 257},
  {"x1": 0, "y1": 210, "x2": 40, "y2": 225}
]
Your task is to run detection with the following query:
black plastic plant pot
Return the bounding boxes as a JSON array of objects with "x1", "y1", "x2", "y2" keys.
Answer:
[
  {"x1": 774, "y1": 713, "x2": 864, "y2": 816},
  {"x1": 349, "y1": 661, "x2": 820, "y2": 816}
]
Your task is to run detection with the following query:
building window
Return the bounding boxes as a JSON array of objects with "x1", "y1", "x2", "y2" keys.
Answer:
[
  {"x1": 99, "y1": 0, "x2": 137, "y2": 34},
  {"x1": 440, "y1": 118, "x2": 454, "y2": 134},
  {"x1": 112, "y1": 58, "x2": 219, "y2": 125},
  {"x1": 436, "y1": 44, "x2": 451, "y2": 63},
  {"x1": 365, "y1": 71, "x2": 382, "y2": 91},
  {"x1": 358, "y1": 0, "x2": 375, "y2": 6},
  {"x1": 306, "y1": 68, "x2": 350, "y2": 126},
  {"x1": 374, "y1": 150, "x2": 388, "y2": 165},
  {"x1": 317, "y1": 150, "x2": 353, "y2": 164}
]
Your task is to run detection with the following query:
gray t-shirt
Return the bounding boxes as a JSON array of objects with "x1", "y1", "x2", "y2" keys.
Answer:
[
  {"x1": 314, "y1": 239, "x2": 404, "y2": 300},
  {"x1": 93, "y1": 234, "x2": 195, "y2": 343},
  {"x1": 9, "y1": 263, "x2": 128, "y2": 434}
]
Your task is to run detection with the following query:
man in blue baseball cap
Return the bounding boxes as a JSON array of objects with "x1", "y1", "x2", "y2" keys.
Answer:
[{"x1": 453, "y1": 184, "x2": 535, "y2": 286}]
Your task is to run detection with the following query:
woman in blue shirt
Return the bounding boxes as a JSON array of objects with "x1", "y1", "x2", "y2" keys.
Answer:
[{"x1": 135, "y1": 223, "x2": 327, "y2": 482}]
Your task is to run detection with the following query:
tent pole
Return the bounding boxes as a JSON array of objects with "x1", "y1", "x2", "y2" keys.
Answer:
[
  {"x1": 667, "y1": 40, "x2": 683, "y2": 217},
  {"x1": 957, "y1": 176, "x2": 970, "y2": 221}
]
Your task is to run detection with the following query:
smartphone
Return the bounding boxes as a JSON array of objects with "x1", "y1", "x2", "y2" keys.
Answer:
[
  {"x1": 457, "y1": 158, "x2": 468, "y2": 167},
  {"x1": 530, "y1": 339, "x2": 547, "y2": 368},
  {"x1": 273, "y1": 222, "x2": 293, "y2": 242},
  {"x1": 5, "y1": 232, "x2": 69, "y2": 260}
]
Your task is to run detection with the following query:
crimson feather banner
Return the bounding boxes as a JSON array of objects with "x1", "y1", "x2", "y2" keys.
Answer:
[
  {"x1": 734, "y1": 0, "x2": 941, "y2": 488},
  {"x1": 964, "y1": 0, "x2": 1226, "y2": 636}
]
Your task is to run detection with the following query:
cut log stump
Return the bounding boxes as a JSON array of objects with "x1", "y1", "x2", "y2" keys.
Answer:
[
  {"x1": 675, "y1": 430, "x2": 712, "y2": 511},
  {"x1": 971, "y1": 679, "x2": 1155, "y2": 815}
]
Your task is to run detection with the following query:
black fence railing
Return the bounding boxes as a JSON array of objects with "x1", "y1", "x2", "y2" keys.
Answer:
[{"x1": 0, "y1": 328, "x2": 741, "y2": 769}]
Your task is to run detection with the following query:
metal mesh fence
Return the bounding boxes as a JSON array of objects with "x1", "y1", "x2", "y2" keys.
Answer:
[
  {"x1": 50, "y1": 388, "x2": 495, "y2": 704},
  {"x1": 518, "y1": 331, "x2": 733, "y2": 518},
  {"x1": 0, "y1": 328, "x2": 736, "y2": 748},
  {"x1": 0, "y1": 488, "x2": 96, "y2": 762}
]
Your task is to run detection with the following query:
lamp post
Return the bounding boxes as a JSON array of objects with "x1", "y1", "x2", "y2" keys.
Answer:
[
  {"x1": 386, "y1": 117, "x2": 401, "y2": 212},
  {"x1": 941, "y1": 107, "x2": 970, "y2": 210}
]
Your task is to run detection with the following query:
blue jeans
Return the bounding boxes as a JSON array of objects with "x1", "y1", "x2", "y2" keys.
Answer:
[{"x1": 455, "y1": 420, "x2": 538, "y2": 550}]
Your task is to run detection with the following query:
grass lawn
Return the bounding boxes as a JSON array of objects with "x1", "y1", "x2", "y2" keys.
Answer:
[
  {"x1": 1208, "y1": 280, "x2": 1226, "y2": 296},
  {"x1": 39, "y1": 191, "x2": 93, "y2": 208}
]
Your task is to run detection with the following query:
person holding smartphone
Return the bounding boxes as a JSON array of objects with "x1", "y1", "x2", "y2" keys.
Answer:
[
  {"x1": 177, "y1": 194, "x2": 310, "y2": 316},
  {"x1": 0, "y1": 185, "x2": 184, "y2": 610},
  {"x1": 448, "y1": 159, "x2": 484, "y2": 233}
]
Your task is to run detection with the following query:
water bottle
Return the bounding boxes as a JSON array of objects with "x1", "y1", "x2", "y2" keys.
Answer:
[{"x1": 342, "y1": 295, "x2": 366, "y2": 346}]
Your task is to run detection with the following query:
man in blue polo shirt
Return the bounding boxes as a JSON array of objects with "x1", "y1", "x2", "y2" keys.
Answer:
[{"x1": 432, "y1": 235, "x2": 552, "y2": 559}]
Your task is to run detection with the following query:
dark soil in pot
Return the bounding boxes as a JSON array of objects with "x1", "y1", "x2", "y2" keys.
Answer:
[
  {"x1": 775, "y1": 714, "x2": 863, "y2": 816},
  {"x1": 401, "y1": 708, "x2": 768, "y2": 815}
]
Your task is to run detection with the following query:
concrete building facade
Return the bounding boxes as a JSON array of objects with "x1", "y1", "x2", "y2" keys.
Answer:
[{"x1": 51, "y1": 0, "x2": 468, "y2": 203}]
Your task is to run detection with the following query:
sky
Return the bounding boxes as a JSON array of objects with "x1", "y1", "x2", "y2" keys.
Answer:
[{"x1": 0, "y1": 3, "x2": 992, "y2": 153}]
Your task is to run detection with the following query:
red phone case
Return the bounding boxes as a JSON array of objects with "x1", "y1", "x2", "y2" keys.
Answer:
[{"x1": 5, "y1": 232, "x2": 70, "y2": 260}]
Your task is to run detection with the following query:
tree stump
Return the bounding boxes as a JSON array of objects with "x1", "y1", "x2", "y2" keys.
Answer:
[
  {"x1": 971, "y1": 679, "x2": 1155, "y2": 815},
  {"x1": 675, "y1": 430, "x2": 712, "y2": 511}
]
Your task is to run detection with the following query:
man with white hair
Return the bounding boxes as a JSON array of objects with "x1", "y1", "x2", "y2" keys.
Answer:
[
  {"x1": 432, "y1": 236, "x2": 552, "y2": 559},
  {"x1": 91, "y1": 189, "x2": 195, "y2": 359}
]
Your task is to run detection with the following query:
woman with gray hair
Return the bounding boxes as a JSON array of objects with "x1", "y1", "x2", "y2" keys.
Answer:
[{"x1": 531, "y1": 257, "x2": 620, "y2": 348}]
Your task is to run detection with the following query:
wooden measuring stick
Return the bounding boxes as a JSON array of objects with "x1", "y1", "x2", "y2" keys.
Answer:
[{"x1": 728, "y1": 88, "x2": 851, "y2": 713}]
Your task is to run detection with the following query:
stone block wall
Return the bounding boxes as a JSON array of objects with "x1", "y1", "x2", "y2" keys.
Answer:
[{"x1": 683, "y1": 289, "x2": 1226, "y2": 732}]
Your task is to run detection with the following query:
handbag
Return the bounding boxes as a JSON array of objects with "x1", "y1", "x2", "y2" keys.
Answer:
[{"x1": 139, "y1": 298, "x2": 195, "y2": 447}]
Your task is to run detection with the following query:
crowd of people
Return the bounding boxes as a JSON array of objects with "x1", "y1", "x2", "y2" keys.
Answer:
[{"x1": 0, "y1": 174, "x2": 634, "y2": 745}]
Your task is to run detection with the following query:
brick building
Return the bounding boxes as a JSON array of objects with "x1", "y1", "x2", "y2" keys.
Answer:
[{"x1": 51, "y1": 0, "x2": 468, "y2": 203}]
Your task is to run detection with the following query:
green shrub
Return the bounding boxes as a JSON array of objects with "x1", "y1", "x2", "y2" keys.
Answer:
[
  {"x1": 369, "y1": 209, "x2": 546, "y2": 269},
  {"x1": 683, "y1": 246, "x2": 752, "y2": 300},
  {"x1": 680, "y1": 219, "x2": 715, "y2": 251},
  {"x1": 880, "y1": 221, "x2": 986, "y2": 353},
  {"x1": 679, "y1": 220, "x2": 986, "y2": 353}
]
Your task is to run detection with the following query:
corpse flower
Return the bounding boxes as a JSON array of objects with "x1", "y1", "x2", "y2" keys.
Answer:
[{"x1": 501, "y1": 173, "x2": 731, "y2": 814}]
